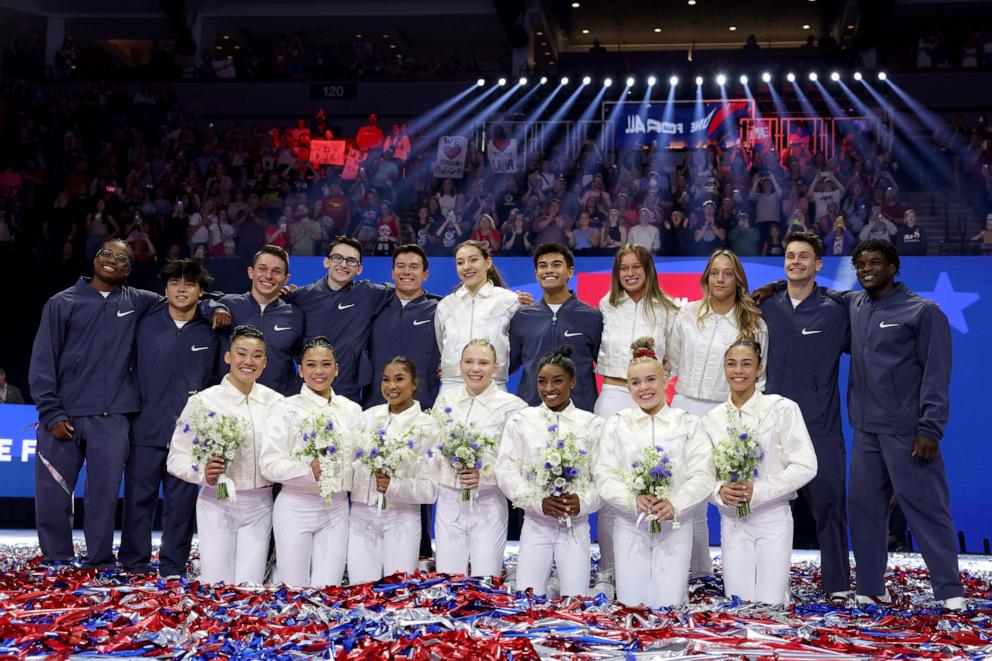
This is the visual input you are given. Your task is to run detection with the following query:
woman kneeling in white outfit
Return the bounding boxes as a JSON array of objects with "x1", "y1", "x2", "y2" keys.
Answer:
[
  {"x1": 348, "y1": 356, "x2": 439, "y2": 585},
  {"x1": 431, "y1": 339, "x2": 527, "y2": 577},
  {"x1": 593, "y1": 337, "x2": 715, "y2": 608},
  {"x1": 496, "y1": 346, "x2": 604, "y2": 597},
  {"x1": 167, "y1": 325, "x2": 284, "y2": 585},
  {"x1": 260, "y1": 337, "x2": 363, "y2": 588},
  {"x1": 701, "y1": 340, "x2": 817, "y2": 605}
]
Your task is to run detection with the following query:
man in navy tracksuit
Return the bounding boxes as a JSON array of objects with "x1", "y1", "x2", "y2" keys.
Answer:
[
  {"x1": 29, "y1": 240, "x2": 229, "y2": 567},
  {"x1": 119, "y1": 260, "x2": 221, "y2": 576},
  {"x1": 844, "y1": 240, "x2": 963, "y2": 609},
  {"x1": 367, "y1": 245, "x2": 442, "y2": 409},
  {"x1": 509, "y1": 243, "x2": 602, "y2": 412},
  {"x1": 217, "y1": 245, "x2": 304, "y2": 396},
  {"x1": 758, "y1": 232, "x2": 852, "y2": 599},
  {"x1": 284, "y1": 236, "x2": 390, "y2": 402}
]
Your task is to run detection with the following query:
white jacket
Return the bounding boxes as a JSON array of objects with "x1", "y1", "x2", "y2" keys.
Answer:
[
  {"x1": 596, "y1": 292, "x2": 678, "y2": 379},
  {"x1": 701, "y1": 391, "x2": 817, "y2": 515},
  {"x1": 430, "y1": 381, "x2": 527, "y2": 490},
  {"x1": 167, "y1": 375, "x2": 284, "y2": 492},
  {"x1": 259, "y1": 385, "x2": 364, "y2": 495},
  {"x1": 668, "y1": 300, "x2": 768, "y2": 402},
  {"x1": 594, "y1": 405, "x2": 715, "y2": 519},
  {"x1": 495, "y1": 402, "x2": 604, "y2": 519},
  {"x1": 435, "y1": 281, "x2": 520, "y2": 385},
  {"x1": 352, "y1": 402, "x2": 439, "y2": 508}
]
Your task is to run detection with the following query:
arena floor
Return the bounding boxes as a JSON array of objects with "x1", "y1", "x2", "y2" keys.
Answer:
[{"x1": 0, "y1": 530, "x2": 989, "y2": 658}]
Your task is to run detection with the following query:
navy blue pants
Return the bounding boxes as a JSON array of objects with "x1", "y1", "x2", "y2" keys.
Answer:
[
  {"x1": 849, "y1": 430, "x2": 963, "y2": 600},
  {"x1": 802, "y1": 433, "x2": 851, "y2": 593},
  {"x1": 34, "y1": 415, "x2": 129, "y2": 567},
  {"x1": 120, "y1": 445, "x2": 199, "y2": 577}
]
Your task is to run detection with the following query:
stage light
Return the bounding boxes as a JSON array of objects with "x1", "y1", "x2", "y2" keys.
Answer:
[
  {"x1": 688, "y1": 0, "x2": 696, "y2": 4},
  {"x1": 716, "y1": 73, "x2": 727, "y2": 86},
  {"x1": 808, "y1": 72, "x2": 818, "y2": 81},
  {"x1": 604, "y1": 77, "x2": 613, "y2": 87},
  {"x1": 647, "y1": 75, "x2": 657, "y2": 86},
  {"x1": 695, "y1": 75, "x2": 703, "y2": 86},
  {"x1": 739, "y1": 75, "x2": 748, "y2": 85},
  {"x1": 497, "y1": 77, "x2": 507, "y2": 86},
  {"x1": 668, "y1": 75, "x2": 678, "y2": 86},
  {"x1": 626, "y1": 76, "x2": 635, "y2": 87},
  {"x1": 561, "y1": 76, "x2": 570, "y2": 85},
  {"x1": 582, "y1": 76, "x2": 591, "y2": 85},
  {"x1": 877, "y1": 71, "x2": 887, "y2": 81},
  {"x1": 762, "y1": 72, "x2": 771, "y2": 83},
  {"x1": 519, "y1": 77, "x2": 527, "y2": 86},
  {"x1": 476, "y1": 78, "x2": 485, "y2": 87},
  {"x1": 830, "y1": 71, "x2": 840, "y2": 81},
  {"x1": 540, "y1": 76, "x2": 548, "y2": 85},
  {"x1": 787, "y1": 72, "x2": 796, "y2": 82},
  {"x1": 853, "y1": 71, "x2": 863, "y2": 81}
]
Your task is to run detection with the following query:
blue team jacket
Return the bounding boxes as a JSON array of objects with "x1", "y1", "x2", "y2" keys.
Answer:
[
  {"x1": 366, "y1": 290, "x2": 442, "y2": 409},
  {"x1": 845, "y1": 283, "x2": 952, "y2": 442},
  {"x1": 285, "y1": 277, "x2": 390, "y2": 400},
  {"x1": 131, "y1": 304, "x2": 220, "y2": 447},
  {"x1": 508, "y1": 294, "x2": 603, "y2": 412},
  {"x1": 760, "y1": 286, "x2": 849, "y2": 438},
  {"x1": 219, "y1": 292, "x2": 304, "y2": 396}
]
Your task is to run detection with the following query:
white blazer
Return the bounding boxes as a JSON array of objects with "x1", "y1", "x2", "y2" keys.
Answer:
[
  {"x1": 596, "y1": 292, "x2": 678, "y2": 379},
  {"x1": 435, "y1": 281, "x2": 520, "y2": 385}
]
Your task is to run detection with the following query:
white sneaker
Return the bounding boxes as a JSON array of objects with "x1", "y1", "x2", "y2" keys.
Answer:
[
  {"x1": 855, "y1": 589, "x2": 892, "y2": 605},
  {"x1": 828, "y1": 590, "x2": 854, "y2": 603},
  {"x1": 942, "y1": 596, "x2": 966, "y2": 611},
  {"x1": 592, "y1": 571, "x2": 615, "y2": 601}
]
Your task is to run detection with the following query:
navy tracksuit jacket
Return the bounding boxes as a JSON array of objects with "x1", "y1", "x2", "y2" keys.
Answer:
[
  {"x1": 508, "y1": 294, "x2": 603, "y2": 412},
  {"x1": 366, "y1": 290, "x2": 442, "y2": 409}
]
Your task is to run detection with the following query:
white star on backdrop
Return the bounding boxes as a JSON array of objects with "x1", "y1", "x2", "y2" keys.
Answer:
[{"x1": 919, "y1": 272, "x2": 980, "y2": 334}]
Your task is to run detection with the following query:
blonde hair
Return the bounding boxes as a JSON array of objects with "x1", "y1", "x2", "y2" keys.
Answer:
[
  {"x1": 696, "y1": 249, "x2": 763, "y2": 341},
  {"x1": 461, "y1": 338, "x2": 498, "y2": 363},
  {"x1": 628, "y1": 336, "x2": 671, "y2": 378},
  {"x1": 609, "y1": 245, "x2": 678, "y2": 321}
]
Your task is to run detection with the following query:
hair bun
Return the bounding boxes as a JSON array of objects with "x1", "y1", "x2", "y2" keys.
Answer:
[{"x1": 552, "y1": 345, "x2": 573, "y2": 359}]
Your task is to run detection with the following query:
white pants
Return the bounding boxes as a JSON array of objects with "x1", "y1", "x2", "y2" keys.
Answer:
[
  {"x1": 196, "y1": 486, "x2": 273, "y2": 585},
  {"x1": 671, "y1": 393, "x2": 720, "y2": 578},
  {"x1": 516, "y1": 514, "x2": 591, "y2": 597},
  {"x1": 347, "y1": 501, "x2": 421, "y2": 585},
  {"x1": 273, "y1": 489, "x2": 349, "y2": 588},
  {"x1": 613, "y1": 511, "x2": 693, "y2": 608},
  {"x1": 593, "y1": 383, "x2": 637, "y2": 576},
  {"x1": 435, "y1": 485, "x2": 507, "y2": 577},
  {"x1": 720, "y1": 500, "x2": 794, "y2": 605}
]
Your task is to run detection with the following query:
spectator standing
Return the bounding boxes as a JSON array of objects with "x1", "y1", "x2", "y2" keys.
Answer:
[
  {"x1": 895, "y1": 210, "x2": 928, "y2": 256},
  {"x1": 0, "y1": 367, "x2": 24, "y2": 404}
]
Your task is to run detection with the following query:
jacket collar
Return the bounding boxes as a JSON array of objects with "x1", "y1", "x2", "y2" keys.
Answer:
[
  {"x1": 458, "y1": 379, "x2": 502, "y2": 406},
  {"x1": 539, "y1": 400, "x2": 580, "y2": 421},
  {"x1": 220, "y1": 374, "x2": 268, "y2": 404},
  {"x1": 724, "y1": 389, "x2": 767, "y2": 422},
  {"x1": 77, "y1": 276, "x2": 121, "y2": 298},
  {"x1": 454, "y1": 280, "x2": 496, "y2": 300},
  {"x1": 298, "y1": 383, "x2": 338, "y2": 408}
]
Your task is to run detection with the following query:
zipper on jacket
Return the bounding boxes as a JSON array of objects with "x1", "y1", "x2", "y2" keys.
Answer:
[
  {"x1": 698, "y1": 316, "x2": 719, "y2": 397},
  {"x1": 245, "y1": 395, "x2": 258, "y2": 489}
]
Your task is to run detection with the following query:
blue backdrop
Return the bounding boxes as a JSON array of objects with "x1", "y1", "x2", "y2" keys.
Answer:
[{"x1": 2, "y1": 256, "x2": 988, "y2": 550}]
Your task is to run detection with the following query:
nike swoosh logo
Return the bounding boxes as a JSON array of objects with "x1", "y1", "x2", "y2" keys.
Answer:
[
  {"x1": 337, "y1": 303, "x2": 356, "y2": 310},
  {"x1": 801, "y1": 328, "x2": 822, "y2": 335},
  {"x1": 191, "y1": 345, "x2": 209, "y2": 352},
  {"x1": 116, "y1": 310, "x2": 135, "y2": 317},
  {"x1": 273, "y1": 325, "x2": 291, "y2": 331},
  {"x1": 563, "y1": 330, "x2": 583, "y2": 337},
  {"x1": 412, "y1": 319, "x2": 432, "y2": 326},
  {"x1": 879, "y1": 321, "x2": 900, "y2": 328}
]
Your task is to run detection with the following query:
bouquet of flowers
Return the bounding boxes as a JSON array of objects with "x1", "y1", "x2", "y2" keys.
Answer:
[
  {"x1": 183, "y1": 403, "x2": 249, "y2": 501},
  {"x1": 429, "y1": 406, "x2": 499, "y2": 501},
  {"x1": 627, "y1": 444, "x2": 675, "y2": 533},
  {"x1": 527, "y1": 422, "x2": 591, "y2": 528},
  {"x1": 712, "y1": 407, "x2": 763, "y2": 517},
  {"x1": 354, "y1": 425, "x2": 420, "y2": 511},
  {"x1": 293, "y1": 413, "x2": 345, "y2": 504}
]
